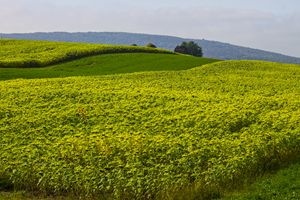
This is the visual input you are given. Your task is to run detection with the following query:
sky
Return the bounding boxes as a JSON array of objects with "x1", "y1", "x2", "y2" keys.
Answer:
[{"x1": 1, "y1": 0, "x2": 300, "y2": 57}]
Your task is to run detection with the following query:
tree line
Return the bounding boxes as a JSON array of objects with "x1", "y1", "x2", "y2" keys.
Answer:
[{"x1": 133, "y1": 41, "x2": 203, "y2": 57}]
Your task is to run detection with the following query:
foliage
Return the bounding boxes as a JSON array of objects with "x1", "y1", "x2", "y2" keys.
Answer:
[
  {"x1": 174, "y1": 45, "x2": 188, "y2": 55},
  {"x1": 0, "y1": 60, "x2": 299, "y2": 199},
  {"x1": 0, "y1": 39, "x2": 172, "y2": 68},
  {"x1": 175, "y1": 41, "x2": 203, "y2": 57},
  {"x1": 146, "y1": 43, "x2": 157, "y2": 48},
  {"x1": 0, "y1": 53, "x2": 218, "y2": 81}
]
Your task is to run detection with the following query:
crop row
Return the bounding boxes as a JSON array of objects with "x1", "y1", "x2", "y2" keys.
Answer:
[{"x1": 0, "y1": 61, "x2": 299, "y2": 199}]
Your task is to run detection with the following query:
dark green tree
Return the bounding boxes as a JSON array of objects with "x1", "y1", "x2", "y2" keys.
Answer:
[
  {"x1": 174, "y1": 41, "x2": 203, "y2": 57},
  {"x1": 146, "y1": 43, "x2": 157, "y2": 48},
  {"x1": 174, "y1": 45, "x2": 188, "y2": 55}
]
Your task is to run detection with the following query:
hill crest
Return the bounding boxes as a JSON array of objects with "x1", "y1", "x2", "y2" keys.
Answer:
[{"x1": 1, "y1": 31, "x2": 300, "y2": 64}]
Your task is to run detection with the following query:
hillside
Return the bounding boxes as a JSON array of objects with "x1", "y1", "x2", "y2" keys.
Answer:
[
  {"x1": 0, "y1": 39, "x2": 172, "y2": 68},
  {"x1": 0, "y1": 53, "x2": 218, "y2": 80},
  {"x1": 1, "y1": 60, "x2": 299, "y2": 199},
  {"x1": 1, "y1": 32, "x2": 300, "y2": 64}
]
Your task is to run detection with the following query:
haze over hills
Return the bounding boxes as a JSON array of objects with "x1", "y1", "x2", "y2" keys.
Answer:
[{"x1": 1, "y1": 32, "x2": 300, "y2": 64}]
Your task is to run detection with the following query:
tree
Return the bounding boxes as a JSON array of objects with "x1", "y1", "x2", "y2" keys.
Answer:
[
  {"x1": 146, "y1": 43, "x2": 157, "y2": 48},
  {"x1": 131, "y1": 44, "x2": 138, "y2": 46},
  {"x1": 174, "y1": 45, "x2": 188, "y2": 54},
  {"x1": 174, "y1": 41, "x2": 203, "y2": 57}
]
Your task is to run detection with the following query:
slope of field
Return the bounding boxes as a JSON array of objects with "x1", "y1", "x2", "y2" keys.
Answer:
[
  {"x1": 0, "y1": 53, "x2": 218, "y2": 80},
  {"x1": 0, "y1": 61, "x2": 300, "y2": 199},
  {"x1": 2, "y1": 32, "x2": 300, "y2": 64},
  {"x1": 0, "y1": 39, "x2": 172, "y2": 68}
]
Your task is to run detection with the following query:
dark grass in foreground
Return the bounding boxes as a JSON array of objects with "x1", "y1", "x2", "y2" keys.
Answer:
[
  {"x1": 0, "y1": 191, "x2": 74, "y2": 200},
  {"x1": 220, "y1": 159, "x2": 300, "y2": 200},
  {"x1": 0, "y1": 53, "x2": 218, "y2": 80}
]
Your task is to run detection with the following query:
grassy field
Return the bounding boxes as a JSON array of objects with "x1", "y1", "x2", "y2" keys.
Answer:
[
  {"x1": 0, "y1": 39, "x2": 172, "y2": 68},
  {"x1": 0, "y1": 53, "x2": 218, "y2": 80},
  {"x1": 1, "y1": 60, "x2": 299, "y2": 199},
  {"x1": 220, "y1": 159, "x2": 300, "y2": 200}
]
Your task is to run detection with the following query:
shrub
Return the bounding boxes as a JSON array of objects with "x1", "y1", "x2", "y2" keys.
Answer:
[
  {"x1": 146, "y1": 43, "x2": 157, "y2": 48},
  {"x1": 175, "y1": 41, "x2": 203, "y2": 57}
]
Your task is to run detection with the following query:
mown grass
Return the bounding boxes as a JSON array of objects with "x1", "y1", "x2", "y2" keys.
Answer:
[
  {"x1": 0, "y1": 53, "x2": 218, "y2": 80},
  {"x1": 0, "y1": 39, "x2": 172, "y2": 68},
  {"x1": 0, "y1": 60, "x2": 299, "y2": 199},
  {"x1": 220, "y1": 159, "x2": 300, "y2": 200}
]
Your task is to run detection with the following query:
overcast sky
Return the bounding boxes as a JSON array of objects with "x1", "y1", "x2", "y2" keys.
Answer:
[{"x1": 1, "y1": 0, "x2": 300, "y2": 57}]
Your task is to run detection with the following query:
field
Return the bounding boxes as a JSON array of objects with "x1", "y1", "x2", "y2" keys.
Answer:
[
  {"x1": 221, "y1": 158, "x2": 300, "y2": 200},
  {"x1": 1, "y1": 59, "x2": 299, "y2": 199},
  {"x1": 1, "y1": 159, "x2": 299, "y2": 200},
  {"x1": 0, "y1": 53, "x2": 218, "y2": 80},
  {"x1": 0, "y1": 39, "x2": 172, "y2": 68}
]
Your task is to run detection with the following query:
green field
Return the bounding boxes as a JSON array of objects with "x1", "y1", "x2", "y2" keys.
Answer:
[
  {"x1": 0, "y1": 53, "x2": 218, "y2": 80},
  {"x1": 221, "y1": 159, "x2": 300, "y2": 200},
  {"x1": 0, "y1": 39, "x2": 172, "y2": 68},
  {"x1": 1, "y1": 59, "x2": 299, "y2": 199},
  {"x1": 2, "y1": 160, "x2": 299, "y2": 200}
]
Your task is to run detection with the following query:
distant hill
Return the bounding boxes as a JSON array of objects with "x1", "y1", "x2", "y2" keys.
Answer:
[{"x1": 1, "y1": 32, "x2": 300, "y2": 64}]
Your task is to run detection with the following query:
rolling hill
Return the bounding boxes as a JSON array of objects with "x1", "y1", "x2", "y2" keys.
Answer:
[
  {"x1": 1, "y1": 59, "x2": 299, "y2": 199},
  {"x1": 0, "y1": 40, "x2": 299, "y2": 199},
  {"x1": 0, "y1": 39, "x2": 172, "y2": 68},
  {"x1": 1, "y1": 32, "x2": 300, "y2": 64},
  {"x1": 0, "y1": 39, "x2": 218, "y2": 80},
  {"x1": 0, "y1": 53, "x2": 218, "y2": 80}
]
